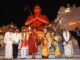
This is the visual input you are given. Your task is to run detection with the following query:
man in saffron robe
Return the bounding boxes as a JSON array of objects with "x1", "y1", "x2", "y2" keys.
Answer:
[{"x1": 28, "y1": 28, "x2": 38, "y2": 59}]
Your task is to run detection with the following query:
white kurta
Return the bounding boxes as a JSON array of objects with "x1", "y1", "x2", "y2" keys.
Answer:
[
  {"x1": 12, "y1": 33, "x2": 21, "y2": 43},
  {"x1": 4, "y1": 32, "x2": 13, "y2": 59},
  {"x1": 63, "y1": 31, "x2": 73, "y2": 57}
]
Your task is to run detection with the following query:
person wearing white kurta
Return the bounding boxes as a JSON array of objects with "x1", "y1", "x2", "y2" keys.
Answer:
[
  {"x1": 12, "y1": 29, "x2": 20, "y2": 58},
  {"x1": 63, "y1": 30, "x2": 73, "y2": 57},
  {"x1": 4, "y1": 30, "x2": 13, "y2": 59}
]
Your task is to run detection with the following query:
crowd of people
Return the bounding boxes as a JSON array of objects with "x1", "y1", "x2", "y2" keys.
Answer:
[
  {"x1": 4, "y1": 26, "x2": 74, "y2": 59},
  {"x1": 3, "y1": 4, "x2": 80, "y2": 59}
]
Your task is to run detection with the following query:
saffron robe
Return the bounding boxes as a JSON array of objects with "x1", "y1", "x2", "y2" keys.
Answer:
[
  {"x1": 53, "y1": 35, "x2": 61, "y2": 57},
  {"x1": 41, "y1": 34, "x2": 49, "y2": 57},
  {"x1": 28, "y1": 32, "x2": 38, "y2": 54}
]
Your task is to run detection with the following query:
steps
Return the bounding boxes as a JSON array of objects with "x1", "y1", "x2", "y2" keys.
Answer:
[{"x1": 0, "y1": 46, "x2": 80, "y2": 59}]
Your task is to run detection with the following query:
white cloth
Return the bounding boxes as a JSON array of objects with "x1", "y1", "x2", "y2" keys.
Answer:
[
  {"x1": 21, "y1": 46, "x2": 27, "y2": 58},
  {"x1": 63, "y1": 31, "x2": 73, "y2": 57},
  {"x1": 4, "y1": 32, "x2": 13, "y2": 59},
  {"x1": 63, "y1": 31, "x2": 70, "y2": 41},
  {"x1": 12, "y1": 33, "x2": 21, "y2": 43},
  {"x1": 63, "y1": 41, "x2": 73, "y2": 57}
]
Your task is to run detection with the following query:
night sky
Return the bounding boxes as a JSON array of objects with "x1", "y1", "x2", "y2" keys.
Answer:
[{"x1": 0, "y1": 0, "x2": 80, "y2": 28}]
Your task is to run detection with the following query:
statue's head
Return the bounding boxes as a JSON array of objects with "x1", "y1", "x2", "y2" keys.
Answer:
[{"x1": 34, "y1": 5, "x2": 41, "y2": 15}]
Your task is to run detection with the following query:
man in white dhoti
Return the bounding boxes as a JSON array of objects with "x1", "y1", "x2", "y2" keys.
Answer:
[
  {"x1": 63, "y1": 29, "x2": 73, "y2": 57},
  {"x1": 4, "y1": 28, "x2": 13, "y2": 59}
]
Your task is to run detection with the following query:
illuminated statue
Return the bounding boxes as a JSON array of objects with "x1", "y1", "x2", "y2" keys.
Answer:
[{"x1": 25, "y1": 5, "x2": 49, "y2": 30}]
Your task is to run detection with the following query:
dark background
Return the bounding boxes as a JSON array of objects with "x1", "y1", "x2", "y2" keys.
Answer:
[{"x1": 0, "y1": 0, "x2": 80, "y2": 28}]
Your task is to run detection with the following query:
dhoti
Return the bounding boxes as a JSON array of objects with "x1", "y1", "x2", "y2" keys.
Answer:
[{"x1": 5, "y1": 43, "x2": 13, "y2": 59}]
